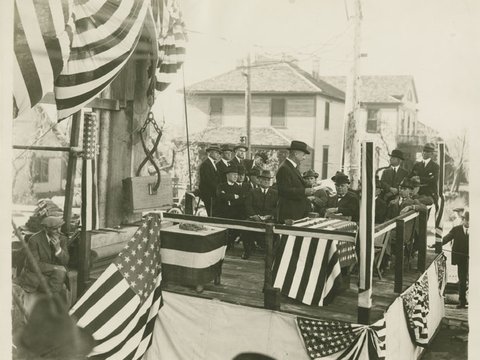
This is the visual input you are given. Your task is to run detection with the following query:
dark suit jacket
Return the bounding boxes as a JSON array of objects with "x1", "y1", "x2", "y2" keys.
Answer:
[
  {"x1": 229, "y1": 156, "x2": 244, "y2": 168},
  {"x1": 214, "y1": 182, "x2": 243, "y2": 219},
  {"x1": 443, "y1": 225, "x2": 469, "y2": 265},
  {"x1": 245, "y1": 187, "x2": 278, "y2": 219},
  {"x1": 327, "y1": 191, "x2": 360, "y2": 222},
  {"x1": 18, "y1": 231, "x2": 69, "y2": 292},
  {"x1": 380, "y1": 166, "x2": 409, "y2": 200},
  {"x1": 198, "y1": 158, "x2": 219, "y2": 205},
  {"x1": 276, "y1": 160, "x2": 309, "y2": 222},
  {"x1": 409, "y1": 160, "x2": 440, "y2": 200},
  {"x1": 375, "y1": 196, "x2": 388, "y2": 224},
  {"x1": 216, "y1": 159, "x2": 230, "y2": 184}
]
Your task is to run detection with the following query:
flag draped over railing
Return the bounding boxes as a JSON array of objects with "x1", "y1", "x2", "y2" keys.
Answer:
[
  {"x1": 13, "y1": 0, "x2": 72, "y2": 118},
  {"x1": 297, "y1": 317, "x2": 386, "y2": 360},
  {"x1": 435, "y1": 143, "x2": 445, "y2": 245},
  {"x1": 70, "y1": 213, "x2": 163, "y2": 360}
]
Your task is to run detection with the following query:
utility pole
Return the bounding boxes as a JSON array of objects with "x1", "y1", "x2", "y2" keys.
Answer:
[
  {"x1": 244, "y1": 52, "x2": 252, "y2": 156},
  {"x1": 342, "y1": 0, "x2": 363, "y2": 190}
]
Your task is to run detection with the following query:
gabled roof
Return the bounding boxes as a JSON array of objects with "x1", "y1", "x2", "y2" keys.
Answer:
[
  {"x1": 186, "y1": 62, "x2": 345, "y2": 100},
  {"x1": 176, "y1": 126, "x2": 291, "y2": 147},
  {"x1": 320, "y1": 75, "x2": 417, "y2": 104}
]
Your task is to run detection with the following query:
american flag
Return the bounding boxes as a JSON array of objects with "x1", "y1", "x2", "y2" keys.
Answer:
[
  {"x1": 272, "y1": 218, "x2": 356, "y2": 306},
  {"x1": 13, "y1": 0, "x2": 72, "y2": 118},
  {"x1": 155, "y1": 0, "x2": 187, "y2": 91},
  {"x1": 81, "y1": 112, "x2": 98, "y2": 231},
  {"x1": 400, "y1": 272, "x2": 430, "y2": 347},
  {"x1": 70, "y1": 214, "x2": 163, "y2": 360},
  {"x1": 297, "y1": 317, "x2": 386, "y2": 360}
]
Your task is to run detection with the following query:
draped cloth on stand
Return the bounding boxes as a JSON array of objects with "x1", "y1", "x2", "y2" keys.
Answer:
[{"x1": 272, "y1": 218, "x2": 357, "y2": 306}]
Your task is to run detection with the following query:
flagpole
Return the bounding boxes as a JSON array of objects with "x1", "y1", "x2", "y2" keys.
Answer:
[{"x1": 182, "y1": 66, "x2": 193, "y2": 191}]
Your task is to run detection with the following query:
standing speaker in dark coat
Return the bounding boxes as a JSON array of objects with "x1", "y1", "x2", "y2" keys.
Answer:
[
  {"x1": 275, "y1": 141, "x2": 312, "y2": 223},
  {"x1": 198, "y1": 145, "x2": 221, "y2": 216},
  {"x1": 442, "y1": 211, "x2": 469, "y2": 307}
]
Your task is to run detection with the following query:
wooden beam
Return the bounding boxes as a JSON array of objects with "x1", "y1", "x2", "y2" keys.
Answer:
[
  {"x1": 417, "y1": 210, "x2": 428, "y2": 272},
  {"x1": 40, "y1": 92, "x2": 121, "y2": 111},
  {"x1": 77, "y1": 231, "x2": 92, "y2": 296},
  {"x1": 63, "y1": 112, "x2": 81, "y2": 233},
  {"x1": 394, "y1": 219, "x2": 405, "y2": 293}
]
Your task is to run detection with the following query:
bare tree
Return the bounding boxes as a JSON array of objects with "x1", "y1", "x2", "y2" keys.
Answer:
[{"x1": 446, "y1": 130, "x2": 468, "y2": 192}]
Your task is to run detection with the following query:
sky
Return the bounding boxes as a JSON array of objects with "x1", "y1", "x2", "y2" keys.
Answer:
[{"x1": 160, "y1": 0, "x2": 480, "y2": 138}]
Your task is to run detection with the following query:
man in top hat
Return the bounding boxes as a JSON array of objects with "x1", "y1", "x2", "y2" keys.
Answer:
[
  {"x1": 441, "y1": 211, "x2": 469, "y2": 308},
  {"x1": 276, "y1": 140, "x2": 313, "y2": 223},
  {"x1": 18, "y1": 216, "x2": 70, "y2": 297},
  {"x1": 325, "y1": 171, "x2": 359, "y2": 222},
  {"x1": 244, "y1": 170, "x2": 279, "y2": 259},
  {"x1": 198, "y1": 144, "x2": 221, "y2": 216},
  {"x1": 230, "y1": 143, "x2": 248, "y2": 168},
  {"x1": 217, "y1": 144, "x2": 234, "y2": 183},
  {"x1": 303, "y1": 169, "x2": 329, "y2": 216},
  {"x1": 409, "y1": 142, "x2": 440, "y2": 205},
  {"x1": 380, "y1": 149, "x2": 409, "y2": 203}
]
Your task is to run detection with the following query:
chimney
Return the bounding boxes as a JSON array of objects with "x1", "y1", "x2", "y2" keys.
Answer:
[{"x1": 311, "y1": 58, "x2": 321, "y2": 80}]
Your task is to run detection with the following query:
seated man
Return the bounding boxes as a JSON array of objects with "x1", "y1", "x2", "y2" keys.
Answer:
[
  {"x1": 17, "y1": 216, "x2": 70, "y2": 301},
  {"x1": 410, "y1": 176, "x2": 434, "y2": 206},
  {"x1": 325, "y1": 171, "x2": 359, "y2": 222},
  {"x1": 386, "y1": 178, "x2": 426, "y2": 219},
  {"x1": 303, "y1": 169, "x2": 329, "y2": 216},
  {"x1": 244, "y1": 170, "x2": 278, "y2": 259}
]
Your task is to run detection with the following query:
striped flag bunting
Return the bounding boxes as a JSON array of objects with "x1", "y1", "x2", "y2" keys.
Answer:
[
  {"x1": 155, "y1": 0, "x2": 187, "y2": 91},
  {"x1": 400, "y1": 272, "x2": 430, "y2": 347},
  {"x1": 434, "y1": 253, "x2": 447, "y2": 297},
  {"x1": 297, "y1": 317, "x2": 386, "y2": 360},
  {"x1": 54, "y1": 0, "x2": 151, "y2": 119},
  {"x1": 81, "y1": 112, "x2": 98, "y2": 231},
  {"x1": 13, "y1": 0, "x2": 72, "y2": 118},
  {"x1": 70, "y1": 213, "x2": 163, "y2": 360},
  {"x1": 272, "y1": 218, "x2": 356, "y2": 306}
]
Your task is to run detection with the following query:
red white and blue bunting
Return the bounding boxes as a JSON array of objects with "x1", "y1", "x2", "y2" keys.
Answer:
[
  {"x1": 434, "y1": 253, "x2": 447, "y2": 297},
  {"x1": 400, "y1": 272, "x2": 430, "y2": 347},
  {"x1": 297, "y1": 317, "x2": 386, "y2": 360}
]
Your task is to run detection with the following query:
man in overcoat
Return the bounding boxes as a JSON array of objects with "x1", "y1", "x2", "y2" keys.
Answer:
[
  {"x1": 442, "y1": 211, "x2": 469, "y2": 308},
  {"x1": 380, "y1": 149, "x2": 409, "y2": 202},
  {"x1": 409, "y1": 143, "x2": 440, "y2": 206},
  {"x1": 276, "y1": 140, "x2": 313, "y2": 223},
  {"x1": 230, "y1": 144, "x2": 247, "y2": 168},
  {"x1": 198, "y1": 144, "x2": 221, "y2": 216},
  {"x1": 217, "y1": 144, "x2": 234, "y2": 183}
]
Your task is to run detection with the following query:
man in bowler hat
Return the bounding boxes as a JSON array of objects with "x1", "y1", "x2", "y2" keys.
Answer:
[
  {"x1": 276, "y1": 140, "x2": 313, "y2": 223},
  {"x1": 325, "y1": 172, "x2": 359, "y2": 222},
  {"x1": 409, "y1": 143, "x2": 440, "y2": 206},
  {"x1": 18, "y1": 216, "x2": 70, "y2": 297},
  {"x1": 217, "y1": 144, "x2": 234, "y2": 183},
  {"x1": 198, "y1": 144, "x2": 221, "y2": 215},
  {"x1": 380, "y1": 149, "x2": 409, "y2": 203}
]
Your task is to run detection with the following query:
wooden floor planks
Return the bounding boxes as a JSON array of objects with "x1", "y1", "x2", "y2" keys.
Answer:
[{"x1": 163, "y1": 246, "x2": 438, "y2": 324}]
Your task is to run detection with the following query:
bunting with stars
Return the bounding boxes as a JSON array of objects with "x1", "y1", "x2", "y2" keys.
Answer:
[
  {"x1": 297, "y1": 317, "x2": 386, "y2": 360},
  {"x1": 70, "y1": 213, "x2": 163, "y2": 360}
]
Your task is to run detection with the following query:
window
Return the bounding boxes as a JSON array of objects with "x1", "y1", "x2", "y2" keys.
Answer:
[
  {"x1": 324, "y1": 102, "x2": 330, "y2": 130},
  {"x1": 271, "y1": 98, "x2": 286, "y2": 127},
  {"x1": 209, "y1": 97, "x2": 223, "y2": 126},
  {"x1": 366, "y1": 109, "x2": 379, "y2": 133},
  {"x1": 33, "y1": 157, "x2": 49, "y2": 183},
  {"x1": 407, "y1": 114, "x2": 411, "y2": 134},
  {"x1": 322, "y1": 146, "x2": 329, "y2": 179}
]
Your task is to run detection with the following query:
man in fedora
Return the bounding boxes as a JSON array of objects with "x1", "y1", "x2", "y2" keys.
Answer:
[
  {"x1": 276, "y1": 140, "x2": 313, "y2": 223},
  {"x1": 441, "y1": 211, "x2": 469, "y2": 308},
  {"x1": 409, "y1": 142, "x2": 439, "y2": 206},
  {"x1": 217, "y1": 144, "x2": 234, "y2": 183},
  {"x1": 325, "y1": 171, "x2": 359, "y2": 222},
  {"x1": 18, "y1": 216, "x2": 70, "y2": 298},
  {"x1": 380, "y1": 148, "x2": 408, "y2": 203},
  {"x1": 303, "y1": 169, "x2": 329, "y2": 216},
  {"x1": 230, "y1": 143, "x2": 248, "y2": 168},
  {"x1": 198, "y1": 144, "x2": 221, "y2": 216},
  {"x1": 244, "y1": 170, "x2": 278, "y2": 258}
]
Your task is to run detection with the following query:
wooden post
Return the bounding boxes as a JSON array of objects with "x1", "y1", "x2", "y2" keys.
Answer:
[
  {"x1": 435, "y1": 142, "x2": 445, "y2": 253},
  {"x1": 63, "y1": 111, "x2": 81, "y2": 233},
  {"x1": 417, "y1": 210, "x2": 428, "y2": 272},
  {"x1": 394, "y1": 219, "x2": 405, "y2": 293},
  {"x1": 264, "y1": 223, "x2": 280, "y2": 310},
  {"x1": 357, "y1": 141, "x2": 374, "y2": 324},
  {"x1": 245, "y1": 52, "x2": 252, "y2": 156},
  {"x1": 77, "y1": 230, "x2": 92, "y2": 296}
]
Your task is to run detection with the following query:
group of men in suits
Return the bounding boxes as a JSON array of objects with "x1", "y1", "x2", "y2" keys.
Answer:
[{"x1": 197, "y1": 143, "x2": 276, "y2": 259}]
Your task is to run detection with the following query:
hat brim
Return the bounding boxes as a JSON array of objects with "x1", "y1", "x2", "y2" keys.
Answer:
[
  {"x1": 388, "y1": 153, "x2": 404, "y2": 160},
  {"x1": 423, "y1": 147, "x2": 435, "y2": 152},
  {"x1": 206, "y1": 147, "x2": 221, "y2": 152},
  {"x1": 288, "y1": 147, "x2": 310, "y2": 154},
  {"x1": 234, "y1": 146, "x2": 248, "y2": 151}
]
